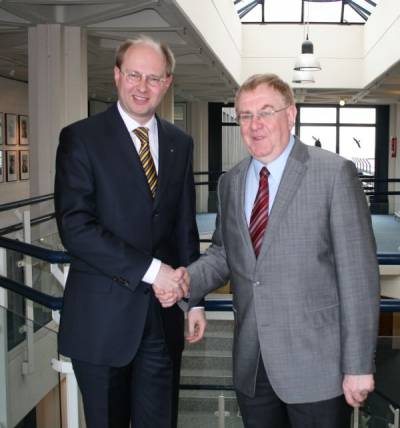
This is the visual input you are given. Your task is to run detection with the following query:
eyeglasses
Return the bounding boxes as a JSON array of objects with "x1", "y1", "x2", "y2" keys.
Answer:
[
  {"x1": 119, "y1": 70, "x2": 168, "y2": 87},
  {"x1": 236, "y1": 105, "x2": 289, "y2": 125}
]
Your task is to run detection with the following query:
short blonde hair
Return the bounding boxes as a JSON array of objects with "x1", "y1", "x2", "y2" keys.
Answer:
[
  {"x1": 115, "y1": 35, "x2": 176, "y2": 76},
  {"x1": 235, "y1": 73, "x2": 295, "y2": 111}
]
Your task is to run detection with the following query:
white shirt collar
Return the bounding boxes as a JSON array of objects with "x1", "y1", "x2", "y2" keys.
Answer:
[{"x1": 117, "y1": 101, "x2": 157, "y2": 135}]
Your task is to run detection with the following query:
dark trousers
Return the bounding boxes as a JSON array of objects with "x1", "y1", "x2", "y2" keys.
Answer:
[
  {"x1": 72, "y1": 296, "x2": 173, "y2": 428},
  {"x1": 169, "y1": 347, "x2": 182, "y2": 428},
  {"x1": 236, "y1": 361, "x2": 352, "y2": 428}
]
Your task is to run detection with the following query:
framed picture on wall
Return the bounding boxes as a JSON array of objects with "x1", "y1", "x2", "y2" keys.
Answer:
[
  {"x1": 0, "y1": 113, "x2": 3, "y2": 146},
  {"x1": 5, "y1": 113, "x2": 18, "y2": 146},
  {"x1": 19, "y1": 150, "x2": 29, "y2": 180},
  {"x1": 0, "y1": 150, "x2": 4, "y2": 183},
  {"x1": 6, "y1": 150, "x2": 18, "y2": 182},
  {"x1": 19, "y1": 115, "x2": 29, "y2": 145}
]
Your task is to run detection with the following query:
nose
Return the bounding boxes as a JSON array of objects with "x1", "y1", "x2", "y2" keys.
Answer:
[
  {"x1": 137, "y1": 75, "x2": 147, "y2": 91},
  {"x1": 250, "y1": 114, "x2": 263, "y2": 130}
]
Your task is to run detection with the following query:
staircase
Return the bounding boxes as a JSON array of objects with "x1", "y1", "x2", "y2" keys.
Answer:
[{"x1": 178, "y1": 315, "x2": 244, "y2": 428}]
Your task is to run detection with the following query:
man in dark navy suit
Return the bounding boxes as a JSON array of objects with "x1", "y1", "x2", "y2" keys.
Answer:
[{"x1": 55, "y1": 35, "x2": 206, "y2": 428}]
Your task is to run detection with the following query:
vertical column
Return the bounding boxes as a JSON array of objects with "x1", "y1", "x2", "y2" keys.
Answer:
[
  {"x1": 190, "y1": 101, "x2": 209, "y2": 213},
  {"x1": 28, "y1": 24, "x2": 87, "y2": 237},
  {"x1": 389, "y1": 103, "x2": 400, "y2": 215}
]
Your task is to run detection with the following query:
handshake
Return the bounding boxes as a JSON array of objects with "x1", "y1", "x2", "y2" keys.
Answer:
[{"x1": 152, "y1": 263, "x2": 190, "y2": 307}]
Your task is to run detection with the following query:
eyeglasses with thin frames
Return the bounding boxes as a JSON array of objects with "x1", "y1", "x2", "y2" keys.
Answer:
[
  {"x1": 236, "y1": 105, "x2": 289, "y2": 125},
  {"x1": 119, "y1": 69, "x2": 168, "y2": 88}
]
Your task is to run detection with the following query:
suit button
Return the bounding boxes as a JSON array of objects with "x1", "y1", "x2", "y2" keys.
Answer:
[
  {"x1": 144, "y1": 289, "x2": 150, "y2": 295},
  {"x1": 253, "y1": 281, "x2": 260, "y2": 287}
]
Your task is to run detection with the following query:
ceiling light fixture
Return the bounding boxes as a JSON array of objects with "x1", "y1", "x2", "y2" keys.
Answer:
[
  {"x1": 294, "y1": 1, "x2": 321, "y2": 72},
  {"x1": 292, "y1": 69, "x2": 315, "y2": 84}
]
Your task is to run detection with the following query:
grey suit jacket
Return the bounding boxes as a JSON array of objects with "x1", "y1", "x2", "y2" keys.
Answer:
[{"x1": 188, "y1": 138, "x2": 380, "y2": 403}]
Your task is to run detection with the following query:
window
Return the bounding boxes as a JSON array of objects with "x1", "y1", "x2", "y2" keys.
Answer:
[{"x1": 298, "y1": 105, "x2": 377, "y2": 175}]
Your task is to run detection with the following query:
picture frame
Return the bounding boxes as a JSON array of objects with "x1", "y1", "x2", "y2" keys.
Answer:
[
  {"x1": 5, "y1": 113, "x2": 18, "y2": 146},
  {"x1": 0, "y1": 113, "x2": 3, "y2": 146},
  {"x1": 19, "y1": 150, "x2": 29, "y2": 180},
  {"x1": 19, "y1": 115, "x2": 29, "y2": 145},
  {"x1": 0, "y1": 150, "x2": 4, "y2": 183},
  {"x1": 6, "y1": 150, "x2": 18, "y2": 182}
]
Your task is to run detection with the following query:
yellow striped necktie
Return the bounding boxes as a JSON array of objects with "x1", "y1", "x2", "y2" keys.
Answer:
[{"x1": 133, "y1": 127, "x2": 157, "y2": 197}]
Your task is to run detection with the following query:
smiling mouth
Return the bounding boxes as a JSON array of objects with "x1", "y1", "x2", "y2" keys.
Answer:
[{"x1": 132, "y1": 94, "x2": 148, "y2": 102}]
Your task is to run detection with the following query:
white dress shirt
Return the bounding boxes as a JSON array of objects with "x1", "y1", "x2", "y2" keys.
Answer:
[{"x1": 244, "y1": 135, "x2": 295, "y2": 225}]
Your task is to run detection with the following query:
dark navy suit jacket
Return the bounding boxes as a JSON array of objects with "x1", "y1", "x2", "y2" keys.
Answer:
[{"x1": 55, "y1": 103, "x2": 199, "y2": 366}]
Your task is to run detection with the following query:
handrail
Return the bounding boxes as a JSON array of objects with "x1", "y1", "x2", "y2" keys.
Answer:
[
  {"x1": 0, "y1": 213, "x2": 56, "y2": 236},
  {"x1": 0, "y1": 193, "x2": 54, "y2": 213},
  {"x1": 0, "y1": 236, "x2": 70, "y2": 264},
  {"x1": 378, "y1": 254, "x2": 400, "y2": 265},
  {"x1": 0, "y1": 275, "x2": 63, "y2": 310}
]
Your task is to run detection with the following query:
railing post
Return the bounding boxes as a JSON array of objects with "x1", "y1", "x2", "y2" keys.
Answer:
[
  {"x1": 0, "y1": 247, "x2": 9, "y2": 428},
  {"x1": 52, "y1": 359, "x2": 80, "y2": 428},
  {"x1": 218, "y1": 394, "x2": 225, "y2": 428},
  {"x1": 22, "y1": 209, "x2": 35, "y2": 375},
  {"x1": 353, "y1": 407, "x2": 359, "y2": 428},
  {"x1": 390, "y1": 404, "x2": 400, "y2": 428}
]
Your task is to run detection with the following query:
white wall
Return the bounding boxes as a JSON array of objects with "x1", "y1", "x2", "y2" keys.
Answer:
[
  {"x1": 0, "y1": 76, "x2": 30, "y2": 229},
  {"x1": 363, "y1": 0, "x2": 400, "y2": 86},
  {"x1": 241, "y1": 24, "x2": 364, "y2": 87},
  {"x1": 173, "y1": 0, "x2": 242, "y2": 84}
]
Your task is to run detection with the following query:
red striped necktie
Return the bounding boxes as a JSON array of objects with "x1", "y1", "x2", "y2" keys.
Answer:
[
  {"x1": 249, "y1": 167, "x2": 270, "y2": 257},
  {"x1": 133, "y1": 127, "x2": 157, "y2": 197}
]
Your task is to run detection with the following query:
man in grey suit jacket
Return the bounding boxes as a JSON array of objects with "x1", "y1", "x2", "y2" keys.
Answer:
[{"x1": 178, "y1": 74, "x2": 380, "y2": 428}]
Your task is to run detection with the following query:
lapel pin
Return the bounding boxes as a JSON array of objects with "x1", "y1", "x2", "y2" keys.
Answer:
[{"x1": 170, "y1": 148, "x2": 174, "y2": 153}]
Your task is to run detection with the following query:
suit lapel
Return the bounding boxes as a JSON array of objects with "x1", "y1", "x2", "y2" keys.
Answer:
[
  {"x1": 106, "y1": 104, "x2": 154, "y2": 201},
  {"x1": 233, "y1": 158, "x2": 257, "y2": 261},
  {"x1": 258, "y1": 139, "x2": 308, "y2": 259},
  {"x1": 154, "y1": 116, "x2": 174, "y2": 208}
]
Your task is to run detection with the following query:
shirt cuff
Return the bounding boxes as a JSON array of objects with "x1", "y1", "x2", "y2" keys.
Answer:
[
  {"x1": 142, "y1": 258, "x2": 162, "y2": 284},
  {"x1": 189, "y1": 306, "x2": 205, "y2": 312}
]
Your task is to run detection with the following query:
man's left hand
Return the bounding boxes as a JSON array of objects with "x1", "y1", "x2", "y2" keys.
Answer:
[
  {"x1": 342, "y1": 374, "x2": 374, "y2": 408},
  {"x1": 186, "y1": 308, "x2": 207, "y2": 344}
]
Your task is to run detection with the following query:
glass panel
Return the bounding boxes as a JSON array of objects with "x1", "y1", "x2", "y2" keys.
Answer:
[
  {"x1": 299, "y1": 126, "x2": 337, "y2": 153},
  {"x1": 222, "y1": 125, "x2": 247, "y2": 171},
  {"x1": 339, "y1": 126, "x2": 375, "y2": 174},
  {"x1": 264, "y1": 0, "x2": 301, "y2": 22},
  {"x1": 180, "y1": 315, "x2": 240, "y2": 426},
  {"x1": 178, "y1": 389, "x2": 243, "y2": 427},
  {"x1": 300, "y1": 107, "x2": 336, "y2": 123},
  {"x1": 235, "y1": 0, "x2": 377, "y2": 23},
  {"x1": 222, "y1": 107, "x2": 237, "y2": 124},
  {"x1": 340, "y1": 108, "x2": 376, "y2": 124},
  {"x1": 360, "y1": 336, "x2": 400, "y2": 427},
  {"x1": 343, "y1": 4, "x2": 366, "y2": 24},
  {"x1": 239, "y1": 3, "x2": 262, "y2": 22},
  {"x1": 0, "y1": 304, "x2": 62, "y2": 428},
  {"x1": 308, "y1": 1, "x2": 342, "y2": 22}
]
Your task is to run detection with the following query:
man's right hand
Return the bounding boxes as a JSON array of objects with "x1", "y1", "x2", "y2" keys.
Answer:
[{"x1": 152, "y1": 264, "x2": 189, "y2": 307}]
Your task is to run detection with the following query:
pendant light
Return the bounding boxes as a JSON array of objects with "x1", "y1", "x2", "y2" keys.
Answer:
[{"x1": 294, "y1": 1, "x2": 321, "y2": 72}]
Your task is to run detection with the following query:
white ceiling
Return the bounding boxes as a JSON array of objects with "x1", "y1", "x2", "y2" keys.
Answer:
[{"x1": 0, "y1": 0, "x2": 399, "y2": 105}]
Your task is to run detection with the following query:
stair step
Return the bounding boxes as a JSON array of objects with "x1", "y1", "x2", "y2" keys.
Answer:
[
  {"x1": 180, "y1": 368, "x2": 233, "y2": 386},
  {"x1": 178, "y1": 412, "x2": 244, "y2": 428},
  {"x1": 181, "y1": 350, "x2": 232, "y2": 371},
  {"x1": 184, "y1": 331, "x2": 233, "y2": 352},
  {"x1": 179, "y1": 389, "x2": 239, "y2": 413}
]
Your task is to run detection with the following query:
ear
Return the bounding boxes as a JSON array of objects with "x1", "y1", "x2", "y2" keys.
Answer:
[
  {"x1": 114, "y1": 66, "x2": 121, "y2": 86},
  {"x1": 287, "y1": 104, "x2": 297, "y2": 129},
  {"x1": 163, "y1": 75, "x2": 173, "y2": 92}
]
